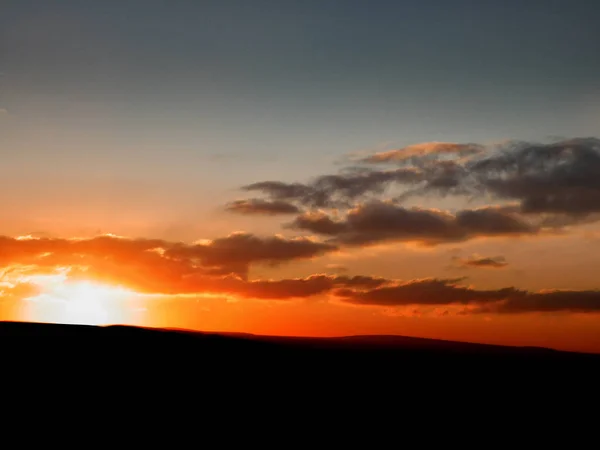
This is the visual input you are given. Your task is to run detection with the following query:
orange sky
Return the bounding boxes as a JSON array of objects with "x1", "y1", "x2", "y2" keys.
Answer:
[
  {"x1": 2, "y1": 3, "x2": 600, "y2": 353},
  {"x1": 2, "y1": 139, "x2": 600, "y2": 354}
]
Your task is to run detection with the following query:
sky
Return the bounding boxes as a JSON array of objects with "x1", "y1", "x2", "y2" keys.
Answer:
[{"x1": 1, "y1": 0, "x2": 600, "y2": 352}]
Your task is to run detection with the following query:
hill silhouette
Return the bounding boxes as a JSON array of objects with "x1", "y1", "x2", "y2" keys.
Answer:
[
  {"x1": 4, "y1": 319, "x2": 599, "y2": 411},
  {"x1": 2, "y1": 320, "x2": 598, "y2": 367}
]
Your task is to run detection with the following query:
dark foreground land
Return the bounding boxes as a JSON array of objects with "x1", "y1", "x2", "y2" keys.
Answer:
[
  {"x1": 3, "y1": 320, "x2": 599, "y2": 414},
  {"x1": 3, "y1": 320, "x2": 599, "y2": 370}
]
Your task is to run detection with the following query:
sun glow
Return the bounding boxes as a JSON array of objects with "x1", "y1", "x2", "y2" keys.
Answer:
[{"x1": 22, "y1": 274, "x2": 142, "y2": 326}]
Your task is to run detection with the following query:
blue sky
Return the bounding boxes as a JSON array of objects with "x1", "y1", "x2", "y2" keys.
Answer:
[{"x1": 0, "y1": 0, "x2": 599, "y2": 238}]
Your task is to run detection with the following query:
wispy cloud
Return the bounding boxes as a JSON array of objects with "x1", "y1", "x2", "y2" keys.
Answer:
[
  {"x1": 450, "y1": 255, "x2": 508, "y2": 269},
  {"x1": 359, "y1": 142, "x2": 484, "y2": 164},
  {"x1": 225, "y1": 199, "x2": 300, "y2": 215}
]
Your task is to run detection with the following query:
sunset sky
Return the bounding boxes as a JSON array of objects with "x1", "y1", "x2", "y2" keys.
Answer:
[{"x1": 1, "y1": 0, "x2": 600, "y2": 352}]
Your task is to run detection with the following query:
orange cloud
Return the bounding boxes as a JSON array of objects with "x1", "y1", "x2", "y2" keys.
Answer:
[
  {"x1": 451, "y1": 255, "x2": 508, "y2": 269},
  {"x1": 225, "y1": 199, "x2": 301, "y2": 215},
  {"x1": 360, "y1": 142, "x2": 484, "y2": 164},
  {"x1": 0, "y1": 233, "x2": 338, "y2": 291},
  {"x1": 1, "y1": 233, "x2": 599, "y2": 316}
]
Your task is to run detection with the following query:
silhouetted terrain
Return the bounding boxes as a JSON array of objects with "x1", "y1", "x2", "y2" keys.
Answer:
[
  {"x1": 4, "y1": 319, "x2": 600, "y2": 415},
  {"x1": 3, "y1": 320, "x2": 598, "y2": 370}
]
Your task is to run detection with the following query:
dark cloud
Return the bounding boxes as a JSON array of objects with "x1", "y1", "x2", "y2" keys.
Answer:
[
  {"x1": 242, "y1": 181, "x2": 317, "y2": 205},
  {"x1": 334, "y1": 275, "x2": 391, "y2": 289},
  {"x1": 225, "y1": 199, "x2": 300, "y2": 215},
  {"x1": 221, "y1": 274, "x2": 389, "y2": 300},
  {"x1": 225, "y1": 275, "x2": 335, "y2": 299},
  {"x1": 164, "y1": 232, "x2": 336, "y2": 279},
  {"x1": 285, "y1": 211, "x2": 348, "y2": 235},
  {"x1": 236, "y1": 137, "x2": 600, "y2": 233},
  {"x1": 288, "y1": 202, "x2": 538, "y2": 247},
  {"x1": 334, "y1": 278, "x2": 515, "y2": 306},
  {"x1": 454, "y1": 206, "x2": 535, "y2": 235},
  {"x1": 334, "y1": 278, "x2": 600, "y2": 314},
  {"x1": 241, "y1": 168, "x2": 422, "y2": 209},
  {"x1": 484, "y1": 290, "x2": 600, "y2": 314},
  {"x1": 467, "y1": 138, "x2": 600, "y2": 216},
  {"x1": 393, "y1": 160, "x2": 473, "y2": 202},
  {"x1": 309, "y1": 169, "x2": 422, "y2": 206},
  {"x1": 372, "y1": 137, "x2": 600, "y2": 218},
  {"x1": 183, "y1": 274, "x2": 600, "y2": 311},
  {"x1": 452, "y1": 255, "x2": 508, "y2": 269},
  {"x1": 241, "y1": 157, "x2": 474, "y2": 211}
]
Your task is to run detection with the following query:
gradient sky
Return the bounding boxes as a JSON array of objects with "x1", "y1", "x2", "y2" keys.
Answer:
[{"x1": 1, "y1": 1, "x2": 600, "y2": 352}]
